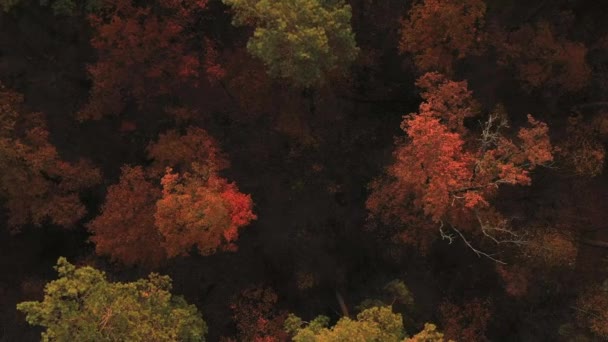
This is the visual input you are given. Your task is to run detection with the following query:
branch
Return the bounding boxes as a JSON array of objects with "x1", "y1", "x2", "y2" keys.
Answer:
[
  {"x1": 579, "y1": 238, "x2": 608, "y2": 249},
  {"x1": 476, "y1": 213, "x2": 528, "y2": 246},
  {"x1": 438, "y1": 220, "x2": 455, "y2": 244},
  {"x1": 450, "y1": 226, "x2": 507, "y2": 264}
]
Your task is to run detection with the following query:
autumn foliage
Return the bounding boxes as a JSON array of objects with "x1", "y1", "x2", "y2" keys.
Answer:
[
  {"x1": 367, "y1": 73, "x2": 553, "y2": 249},
  {"x1": 78, "y1": 0, "x2": 223, "y2": 120},
  {"x1": 229, "y1": 287, "x2": 288, "y2": 342},
  {"x1": 146, "y1": 126, "x2": 228, "y2": 177},
  {"x1": 439, "y1": 298, "x2": 492, "y2": 342},
  {"x1": 156, "y1": 165, "x2": 256, "y2": 257},
  {"x1": 399, "y1": 0, "x2": 486, "y2": 74},
  {"x1": 0, "y1": 84, "x2": 101, "y2": 230},
  {"x1": 557, "y1": 114, "x2": 605, "y2": 177},
  {"x1": 88, "y1": 127, "x2": 255, "y2": 265},
  {"x1": 495, "y1": 21, "x2": 591, "y2": 92},
  {"x1": 88, "y1": 166, "x2": 165, "y2": 266},
  {"x1": 576, "y1": 283, "x2": 608, "y2": 339}
]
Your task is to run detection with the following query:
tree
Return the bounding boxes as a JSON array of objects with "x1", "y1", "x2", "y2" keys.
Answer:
[
  {"x1": 556, "y1": 113, "x2": 605, "y2": 177},
  {"x1": 146, "y1": 127, "x2": 228, "y2": 177},
  {"x1": 78, "y1": 0, "x2": 221, "y2": 120},
  {"x1": 399, "y1": 0, "x2": 486, "y2": 74},
  {"x1": 230, "y1": 286, "x2": 288, "y2": 342},
  {"x1": 0, "y1": 83, "x2": 101, "y2": 230},
  {"x1": 575, "y1": 282, "x2": 608, "y2": 339},
  {"x1": 88, "y1": 166, "x2": 165, "y2": 266},
  {"x1": 155, "y1": 164, "x2": 256, "y2": 257},
  {"x1": 285, "y1": 306, "x2": 449, "y2": 342},
  {"x1": 88, "y1": 127, "x2": 256, "y2": 264},
  {"x1": 17, "y1": 257, "x2": 207, "y2": 341},
  {"x1": 222, "y1": 0, "x2": 359, "y2": 87},
  {"x1": 439, "y1": 299, "x2": 491, "y2": 341},
  {"x1": 495, "y1": 21, "x2": 591, "y2": 93},
  {"x1": 367, "y1": 73, "x2": 553, "y2": 257}
]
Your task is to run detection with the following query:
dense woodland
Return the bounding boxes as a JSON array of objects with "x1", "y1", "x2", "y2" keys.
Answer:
[{"x1": 0, "y1": 0, "x2": 608, "y2": 340}]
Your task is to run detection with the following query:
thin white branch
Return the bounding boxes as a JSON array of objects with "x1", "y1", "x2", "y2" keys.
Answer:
[{"x1": 450, "y1": 225, "x2": 507, "y2": 264}]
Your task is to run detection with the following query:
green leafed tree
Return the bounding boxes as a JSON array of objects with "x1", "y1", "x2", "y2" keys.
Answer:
[
  {"x1": 285, "y1": 306, "x2": 449, "y2": 341},
  {"x1": 17, "y1": 258, "x2": 207, "y2": 342},
  {"x1": 223, "y1": 0, "x2": 359, "y2": 87}
]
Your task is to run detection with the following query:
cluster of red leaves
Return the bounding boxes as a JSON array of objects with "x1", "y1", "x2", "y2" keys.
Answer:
[
  {"x1": 88, "y1": 126, "x2": 255, "y2": 265},
  {"x1": 439, "y1": 298, "x2": 492, "y2": 342},
  {"x1": 399, "y1": 0, "x2": 486, "y2": 74},
  {"x1": 0, "y1": 84, "x2": 101, "y2": 230},
  {"x1": 494, "y1": 21, "x2": 591, "y2": 92},
  {"x1": 79, "y1": 0, "x2": 223, "y2": 120},
  {"x1": 367, "y1": 73, "x2": 553, "y2": 245},
  {"x1": 228, "y1": 287, "x2": 288, "y2": 342},
  {"x1": 576, "y1": 284, "x2": 608, "y2": 338}
]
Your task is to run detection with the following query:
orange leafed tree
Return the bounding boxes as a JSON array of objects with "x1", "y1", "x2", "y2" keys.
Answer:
[
  {"x1": 495, "y1": 21, "x2": 591, "y2": 93},
  {"x1": 78, "y1": 0, "x2": 223, "y2": 120},
  {"x1": 156, "y1": 164, "x2": 256, "y2": 257},
  {"x1": 88, "y1": 127, "x2": 255, "y2": 264},
  {"x1": 88, "y1": 166, "x2": 166, "y2": 266},
  {"x1": 399, "y1": 0, "x2": 486, "y2": 74},
  {"x1": 0, "y1": 84, "x2": 101, "y2": 230},
  {"x1": 367, "y1": 73, "x2": 553, "y2": 252}
]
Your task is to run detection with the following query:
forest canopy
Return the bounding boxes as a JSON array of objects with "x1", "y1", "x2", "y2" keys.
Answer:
[{"x1": 1, "y1": 0, "x2": 608, "y2": 340}]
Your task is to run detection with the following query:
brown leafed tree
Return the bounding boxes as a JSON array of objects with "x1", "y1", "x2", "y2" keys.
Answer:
[
  {"x1": 439, "y1": 298, "x2": 492, "y2": 342},
  {"x1": 88, "y1": 165, "x2": 166, "y2": 266},
  {"x1": 575, "y1": 282, "x2": 608, "y2": 339},
  {"x1": 495, "y1": 21, "x2": 591, "y2": 93},
  {"x1": 399, "y1": 0, "x2": 486, "y2": 74},
  {"x1": 146, "y1": 126, "x2": 228, "y2": 177},
  {"x1": 229, "y1": 286, "x2": 288, "y2": 342},
  {"x1": 0, "y1": 84, "x2": 101, "y2": 230}
]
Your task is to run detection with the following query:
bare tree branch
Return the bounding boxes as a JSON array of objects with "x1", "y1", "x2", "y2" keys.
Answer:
[{"x1": 450, "y1": 225, "x2": 507, "y2": 264}]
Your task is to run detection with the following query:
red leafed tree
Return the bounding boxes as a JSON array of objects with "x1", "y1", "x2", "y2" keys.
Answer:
[
  {"x1": 0, "y1": 83, "x2": 101, "y2": 230},
  {"x1": 78, "y1": 0, "x2": 223, "y2": 120},
  {"x1": 88, "y1": 166, "x2": 166, "y2": 266},
  {"x1": 155, "y1": 164, "x2": 256, "y2": 257},
  {"x1": 229, "y1": 287, "x2": 288, "y2": 342},
  {"x1": 146, "y1": 126, "x2": 228, "y2": 177},
  {"x1": 367, "y1": 73, "x2": 553, "y2": 253},
  {"x1": 414, "y1": 72, "x2": 480, "y2": 133},
  {"x1": 495, "y1": 21, "x2": 591, "y2": 93},
  {"x1": 399, "y1": 0, "x2": 486, "y2": 74},
  {"x1": 439, "y1": 298, "x2": 492, "y2": 341}
]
